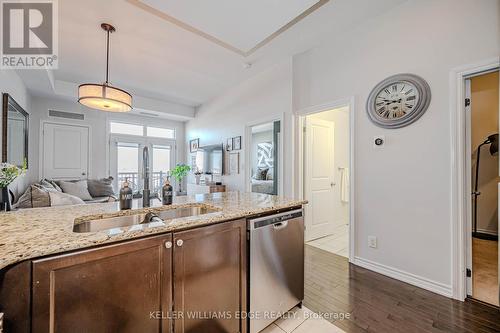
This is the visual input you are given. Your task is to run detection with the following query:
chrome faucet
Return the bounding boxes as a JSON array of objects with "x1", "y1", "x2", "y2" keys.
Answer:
[{"x1": 143, "y1": 146, "x2": 151, "y2": 207}]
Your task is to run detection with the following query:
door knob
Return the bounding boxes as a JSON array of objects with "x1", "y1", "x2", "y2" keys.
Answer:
[
  {"x1": 165, "y1": 241, "x2": 172, "y2": 249},
  {"x1": 176, "y1": 239, "x2": 184, "y2": 247}
]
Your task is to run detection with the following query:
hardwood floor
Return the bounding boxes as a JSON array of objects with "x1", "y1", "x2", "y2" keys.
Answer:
[
  {"x1": 304, "y1": 245, "x2": 500, "y2": 333},
  {"x1": 472, "y1": 237, "x2": 499, "y2": 306}
]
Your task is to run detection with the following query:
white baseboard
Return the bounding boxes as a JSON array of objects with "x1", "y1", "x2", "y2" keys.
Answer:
[{"x1": 353, "y1": 257, "x2": 453, "y2": 298}]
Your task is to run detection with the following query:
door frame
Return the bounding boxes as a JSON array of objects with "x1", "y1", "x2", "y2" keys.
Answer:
[
  {"x1": 450, "y1": 57, "x2": 499, "y2": 301},
  {"x1": 39, "y1": 120, "x2": 92, "y2": 180},
  {"x1": 244, "y1": 113, "x2": 285, "y2": 196},
  {"x1": 294, "y1": 96, "x2": 356, "y2": 263}
]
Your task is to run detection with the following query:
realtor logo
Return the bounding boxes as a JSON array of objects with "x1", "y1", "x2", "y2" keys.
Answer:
[{"x1": 1, "y1": 0, "x2": 58, "y2": 69}]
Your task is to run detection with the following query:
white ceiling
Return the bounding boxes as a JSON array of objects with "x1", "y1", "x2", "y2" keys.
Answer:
[
  {"x1": 19, "y1": 0, "x2": 408, "y2": 119},
  {"x1": 139, "y1": 0, "x2": 321, "y2": 53}
]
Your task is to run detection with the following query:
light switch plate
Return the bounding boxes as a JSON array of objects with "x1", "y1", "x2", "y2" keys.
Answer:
[{"x1": 368, "y1": 236, "x2": 377, "y2": 248}]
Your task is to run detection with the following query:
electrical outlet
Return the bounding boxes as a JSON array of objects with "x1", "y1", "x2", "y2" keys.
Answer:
[{"x1": 368, "y1": 236, "x2": 377, "y2": 248}]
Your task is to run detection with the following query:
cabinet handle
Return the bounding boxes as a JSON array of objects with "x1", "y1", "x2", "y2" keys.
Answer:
[
  {"x1": 165, "y1": 241, "x2": 172, "y2": 249},
  {"x1": 176, "y1": 239, "x2": 184, "y2": 247}
]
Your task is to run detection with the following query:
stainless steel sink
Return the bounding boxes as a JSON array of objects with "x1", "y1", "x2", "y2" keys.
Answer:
[{"x1": 73, "y1": 205, "x2": 220, "y2": 234}]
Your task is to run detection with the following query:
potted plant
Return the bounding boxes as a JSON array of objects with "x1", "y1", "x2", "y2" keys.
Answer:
[
  {"x1": 0, "y1": 162, "x2": 26, "y2": 211},
  {"x1": 171, "y1": 164, "x2": 191, "y2": 195}
]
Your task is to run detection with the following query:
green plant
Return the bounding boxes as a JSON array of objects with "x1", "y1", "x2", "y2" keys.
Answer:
[
  {"x1": 171, "y1": 164, "x2": 191, "y2": 183},
  {"x1": 0, "y1": 161, "x2": 26, "y2": 188}
]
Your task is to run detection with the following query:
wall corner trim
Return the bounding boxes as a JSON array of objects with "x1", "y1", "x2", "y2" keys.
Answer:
[{"x1": 353, "y1": 256, "x2": 453, "y2": 298}]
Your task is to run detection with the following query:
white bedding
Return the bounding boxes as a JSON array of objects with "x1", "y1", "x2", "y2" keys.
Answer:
[{"x1": 251, "y1": 179, "x2": 275, "y2": 195}]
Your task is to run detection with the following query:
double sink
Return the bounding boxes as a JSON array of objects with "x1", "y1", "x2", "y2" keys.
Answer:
[{"x1": 73, "y1": 205, "x2": 220, "y2": 234}]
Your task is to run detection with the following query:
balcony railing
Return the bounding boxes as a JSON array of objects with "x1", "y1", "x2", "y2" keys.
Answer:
[{"x1": 118, "y1": 172, "x2": 167, "y2": 195}]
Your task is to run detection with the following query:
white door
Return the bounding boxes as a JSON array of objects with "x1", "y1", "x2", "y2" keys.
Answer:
[
  {"x1": 42, "y1": 122, "x2": 89, "y2": 179},
  {"x1": 304, "y1": 117, "x2": 336, "y2": 241}
]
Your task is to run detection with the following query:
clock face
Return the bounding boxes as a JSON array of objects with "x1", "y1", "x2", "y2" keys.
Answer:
[
  {"x1": 374, "y1": 82, "x2": 419, "y2": 121},
  {"x1": 366, "y1": 74, "x2": 431, "y2": 129}
]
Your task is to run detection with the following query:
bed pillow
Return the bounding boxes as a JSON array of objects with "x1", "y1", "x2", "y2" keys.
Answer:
[
  {"x1": 255, "y1": 168, "x2": 268, "y2": 180},
  {"x1": 266, "y1": 168, "x2": 274, "y2": 180},
  {"x1": 57, "y1": 180, "x2": 93, "y2": 201},
  {"x1": 87, "y1": 177, "x2": 115, "y2": 197}
]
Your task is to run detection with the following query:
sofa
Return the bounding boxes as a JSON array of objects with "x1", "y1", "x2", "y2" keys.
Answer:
[{"x1": 14, "y1": 177, "x2": 117, "y2": 209}]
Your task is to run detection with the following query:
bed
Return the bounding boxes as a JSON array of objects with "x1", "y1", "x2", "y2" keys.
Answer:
[{"x1": 251, "y1": 179, "x2": 275, "y2": 195}]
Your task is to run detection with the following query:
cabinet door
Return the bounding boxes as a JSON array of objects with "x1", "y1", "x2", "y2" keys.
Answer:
[
  {"x1": 32, "y1": 234, "x2": 173, "y2": 333},
  {"x1": 173, "y1": 219, "x2": 247, "y2": 333}
]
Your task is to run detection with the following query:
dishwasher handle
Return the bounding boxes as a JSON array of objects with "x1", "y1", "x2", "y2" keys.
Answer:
[
  {"x1": 249, "y1": 209, "x2": 302, "y2": 230},
  {"x1": 273, "y1": 221, "x2": 288, "y2": 230}
]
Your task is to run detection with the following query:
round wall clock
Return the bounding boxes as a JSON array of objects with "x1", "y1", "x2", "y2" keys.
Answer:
[{"x1": 366, "y1": 73, "x2": 431, "y2": 129}]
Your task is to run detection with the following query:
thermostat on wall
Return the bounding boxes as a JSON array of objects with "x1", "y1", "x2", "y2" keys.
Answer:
[{"x1": 373, "y1": 136, "x2": 385, "y2": 148}]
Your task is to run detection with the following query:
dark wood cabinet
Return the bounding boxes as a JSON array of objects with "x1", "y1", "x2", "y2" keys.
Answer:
[
  {"x1": 19, "y1": 218, "x2": 248, "y2": 333},
  {"x1": 173, "y1": 219, "x2": 247, "y2": 333},
  {"x1": 32, "y1": 234, "x2": 173, "y2": 333}
]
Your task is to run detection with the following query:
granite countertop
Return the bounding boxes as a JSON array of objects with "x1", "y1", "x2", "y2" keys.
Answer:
[{"x1": 0, "y1": 192, "x2": 306, "y2": 271}]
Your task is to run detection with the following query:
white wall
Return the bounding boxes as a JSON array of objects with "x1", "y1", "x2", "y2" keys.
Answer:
[
  {"x1": 28, "y1": 95, "x2": 185, "y2": 190},
  {"x1": 0, "y1": 70, "x2": 33, "y2": 196},
  {"x1": 292, "y1": 0, "x2": 499, "y2": 293},
  {"x1": 186, "y1": 60, "x2": 294, "y2": 197},
  {"x1": 309, "y1": 107, "x2": 350, "y2": 227}
]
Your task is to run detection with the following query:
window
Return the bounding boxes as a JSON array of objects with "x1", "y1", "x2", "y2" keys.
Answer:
[
  {"x1": 110, "y1": 122, "x2": 143, "y2": 136},
  {"x1": 116, "y1": 143, "x2": 140, "y2": 191},
  {"x1": 147, "y1": 126, "x2": 175, "y2": 139}
]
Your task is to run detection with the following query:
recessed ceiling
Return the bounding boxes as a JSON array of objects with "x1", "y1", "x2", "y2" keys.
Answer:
[
  {"x1": 134, "y1": 0, "x2": 326, "y2": 55},
  {"x1": 18, "y1": 0, "x2": 409, "y2": 117}
]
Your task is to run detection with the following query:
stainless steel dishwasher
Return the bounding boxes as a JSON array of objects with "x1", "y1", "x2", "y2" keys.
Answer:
[{"x1": 248, "y1": 209, "x2": 304, "y2": 333}]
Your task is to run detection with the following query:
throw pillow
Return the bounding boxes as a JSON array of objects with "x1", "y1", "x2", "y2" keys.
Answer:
[
  {"x1": 57, "y1": 180, "x2": 93, "y2": 201},
  {"x1": 49, "y1": 192, "x2": 85, "y2": 206},
  {"x1": 87, "y1": 177, "x2": 115, "y2": 197},
  {"x1": 14, "y1": 185, "x2": 51, "y2": 208},
  {"x1": 39, "y1": 179, "x2": 59, "y2": 192}
]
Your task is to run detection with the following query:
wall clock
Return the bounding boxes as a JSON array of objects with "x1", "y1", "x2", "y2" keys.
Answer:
[{"x1": 366, "y1": 73, "x2": 431, "y2": 129}]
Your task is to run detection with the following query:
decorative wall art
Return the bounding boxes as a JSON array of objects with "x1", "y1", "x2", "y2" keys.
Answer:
[
  {"x1": 189, "y1": 138, "x2": 200, "y2": 153},
  {"x1": 257, "y1": 142, "x2": 274, "y2": 168},
  {"x1": 229, "y1": 152, "x2": 240, "y2": 175},
  {"x1": 232, "y1": 136, "x2": 242, "y2": 150}
]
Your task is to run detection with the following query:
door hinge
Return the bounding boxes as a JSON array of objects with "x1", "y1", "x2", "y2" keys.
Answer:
[
  {"x1": 303, "y1": 127, "x2": 306, "y2": 133},
  {"x1": 466, "y1": 268, "x2": 472, "y2": 277},
  {"x1": 465, "y1": 98, "x2": 471, "y2": 107}
]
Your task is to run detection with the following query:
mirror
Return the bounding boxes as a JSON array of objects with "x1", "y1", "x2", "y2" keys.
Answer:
[
  {"x1": 2, "y1": 93, "x2": 29, "y2": 168},
  {"x1": 249, "y1": 121, "x2": 281, "y2": 195}
]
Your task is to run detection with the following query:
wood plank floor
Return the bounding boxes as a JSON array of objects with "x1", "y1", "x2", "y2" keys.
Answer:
[
  {"x1": 472, "y1": 237, "x2": 499, "y2": 306},
  {"x1": 304, "y1": 245, "x2": 500, "y2": 333}
]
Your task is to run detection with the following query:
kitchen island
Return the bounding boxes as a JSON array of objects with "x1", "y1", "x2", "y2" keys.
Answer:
[{"x1": 0, "y1": 192, "x2": 306, "y2": 333}]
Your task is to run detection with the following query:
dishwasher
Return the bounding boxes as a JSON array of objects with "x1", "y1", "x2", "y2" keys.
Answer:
[{"x1": 248, "y1": 209, "x2": 304, "y2": 333}]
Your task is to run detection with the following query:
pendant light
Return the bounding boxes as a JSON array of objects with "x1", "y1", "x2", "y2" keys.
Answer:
[{"x1": 78, "y1": 23, "x2": 132, "y2": 112}]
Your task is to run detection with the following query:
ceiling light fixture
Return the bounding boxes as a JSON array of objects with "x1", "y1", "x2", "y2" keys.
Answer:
[{"x1": 78, "y1": 23, "x2": 132, "y2": 112}]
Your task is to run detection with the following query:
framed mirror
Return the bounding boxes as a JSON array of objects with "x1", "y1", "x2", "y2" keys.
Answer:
[{"x1": 2, "y1": 93, "x2": 29, "y2": 168}]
